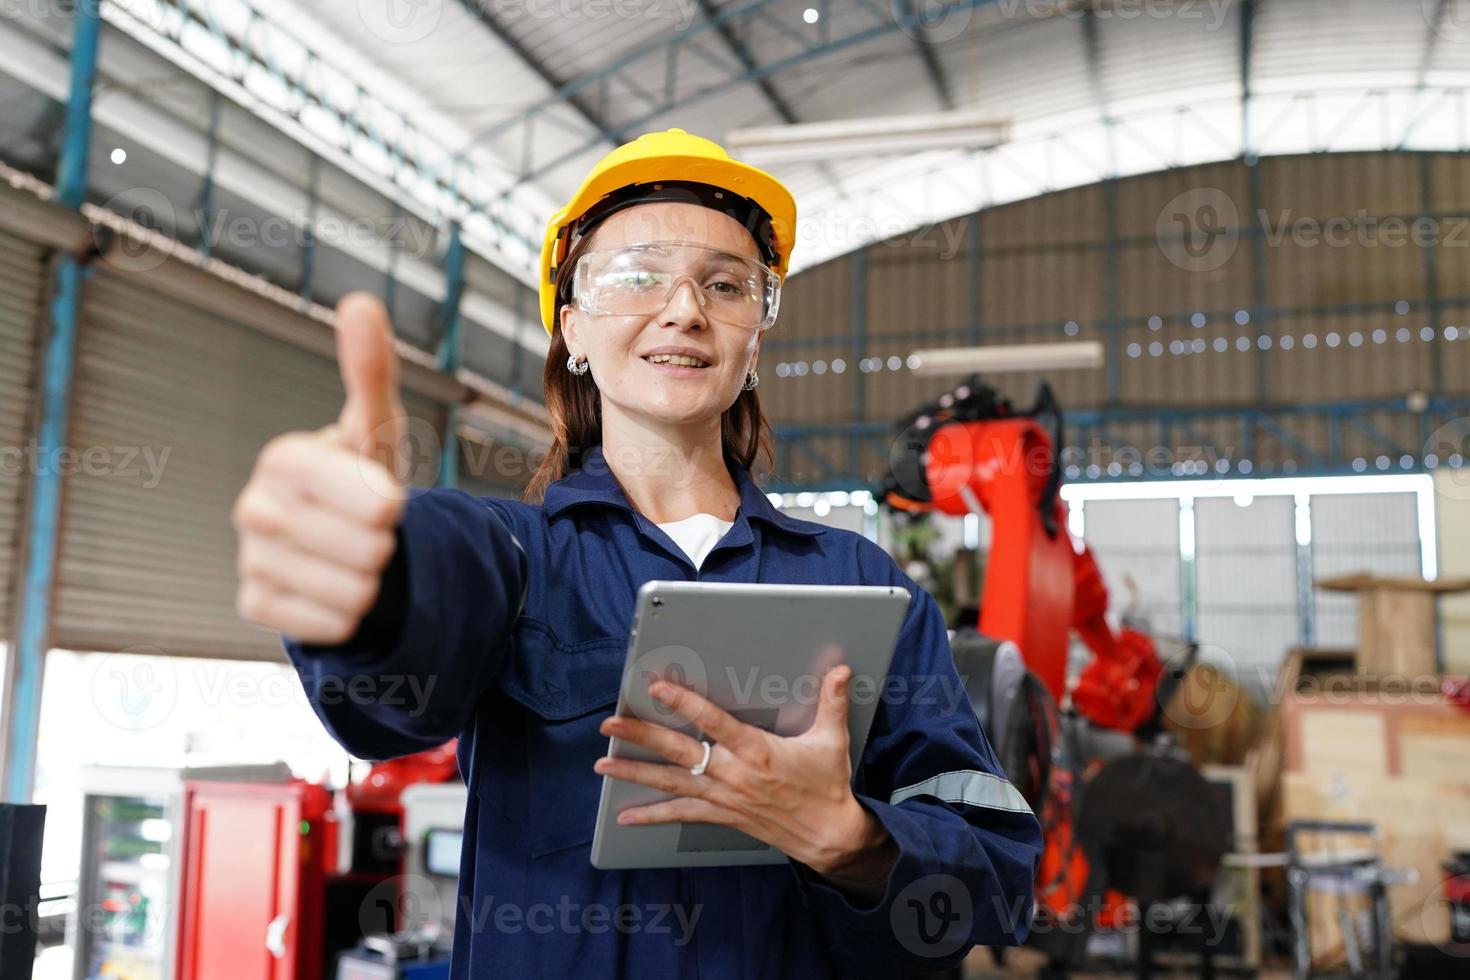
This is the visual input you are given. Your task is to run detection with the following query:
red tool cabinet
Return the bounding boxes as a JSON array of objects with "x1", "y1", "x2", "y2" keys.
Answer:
[{"x1": 174, "y1": 780, "x2": 334, "y2": 980}]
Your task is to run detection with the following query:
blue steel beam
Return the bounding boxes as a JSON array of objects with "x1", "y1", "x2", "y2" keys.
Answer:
[
  {"x1": 510, "y1": 286, "x2": 527, "y2": 399},
  {"x1": 765, "y1": 396, "x2": 1470, "y2": 491},
  {"x1": 1255, "y1": 413, "x2": 1328, "y2": 468},
  {"x1": 1343, "y1": 414, "x2": 1410, "y2": 456},
  {"x1": 777, "y1": 396, "x2": 1470, "y2": 432},
  {"x1": 763, "y1": 276, "x2": 1470, "y2": 354},
  {"x1": 466, "y1": 0, "x2": 1005, "y2": 191},
  {"x1": 1400, "y1": 0, "x2": 1452, "y2": 148},
  {"x1": 1102, "y1": 178, "x2": 1121, "y2": 402},
  {"x1": 194, "y1": 92, "x2": 222, "y2": 260},
  {"x1": 1420, "y1": 155, "x2": 1444, "y2": 397},
  {"x1": 1080, "y1": 6, "x2": 1118, "y2": 174},
  {"x1": 1240, "y1": 0, "x2": 1256, "y2": 161},
  {"x1": 455, "y1": 0, "x2": 793, "y2": 158},
  {"x1": 437, "y1": 223, "x2": 467, "y2": 490},
  {"x1": 883, "y1": 0, "x2": 956, "y2": 109},
  {"x1": 966, "y1": 211, "x2": 982, "y2": 343},
  {"x1": 3, "y1": 3, "x2": 100, "y2": 802},
  {"x1": 694, "y1": 0, "x2": 802, "y2": 123},
  {"x1": 1247, "y1": 160, "x2": 1269, "y2": 402},
  {"x1": 455, "y1": 0, "x2": 623, "y2": 157},
  {"x1": 688, "y1": 0, "x2": 854, "y2": 200},
  {"x1": 115, "y1": 0, "x2": 538, "y2": 253},
  {"x1": 850, "y1": 247, "x2": 868, "y2": 475}
]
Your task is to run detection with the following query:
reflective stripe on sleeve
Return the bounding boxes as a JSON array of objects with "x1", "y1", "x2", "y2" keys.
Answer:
[{"x1": 888, "y1": 769, "x2": 1033, "y2": 814}]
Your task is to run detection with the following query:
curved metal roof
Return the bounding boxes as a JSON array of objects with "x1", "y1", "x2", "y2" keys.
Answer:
[
  {"x1": 266, "y1": 0, "x2": 1470, "y2": 275},
  {"x1": 5, "y1": 0, "x2": 1468, "y2": 377}
]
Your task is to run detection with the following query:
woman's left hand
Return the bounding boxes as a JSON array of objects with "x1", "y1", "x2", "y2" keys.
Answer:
[{"x1": 593, "y1": 665, "x2": 899, "y2": 898}]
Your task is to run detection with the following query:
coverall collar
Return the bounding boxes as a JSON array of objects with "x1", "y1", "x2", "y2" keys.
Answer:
[{"x1": 543, "y1": 444, "x2": 824, "y2": 538}]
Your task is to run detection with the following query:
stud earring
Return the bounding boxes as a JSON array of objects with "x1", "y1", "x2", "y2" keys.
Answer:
[
  {"x1": 742, "y1": 368, "x2": 759, "y2": 391},
  {"x1": 566, "y1": 354, "x2": 589, "y2": 376}
]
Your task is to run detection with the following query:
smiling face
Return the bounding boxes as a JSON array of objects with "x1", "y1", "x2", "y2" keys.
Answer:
[{"x1": 559, "y1": 201, "x2": 767, "y2": 431}]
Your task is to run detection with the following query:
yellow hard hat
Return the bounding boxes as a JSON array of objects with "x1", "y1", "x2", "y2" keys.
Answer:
[{"x1": 538, "y1": 128, "x2": 797, "y2": 336}]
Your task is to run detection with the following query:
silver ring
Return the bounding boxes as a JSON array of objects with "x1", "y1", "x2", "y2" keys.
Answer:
[{"x1": 689, "y1": 739, "x2": 712, "y2": 777}]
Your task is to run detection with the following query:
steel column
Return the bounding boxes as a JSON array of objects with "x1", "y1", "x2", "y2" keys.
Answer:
[
  {"x1": 849, "y1": 247, "x2": 868, "y2": 476},
  {"x1": 437, "y1": 222, "x2": 465, "y2": 489},
  {"x1": 967, "y1": 211, "x2": 983, "y2": 344},
  {"x1": 2, "y1": 1, "x2": 101, "y2": 802},
  {"x1": 1295, "y1": 495, "x2": 1316, "y2": 648},
  {"x1": 1420, "y1": 154, "x2": 1443, "y2": 401},
  {"x1": 298, "y1": 155, "x2": 319, "y2": 301},
  {"x1": 196, "y1": 92, "x2": 221, "y2": 260},
  {"x1": 1103, "y1": 178, "x2": 1121, "y2": 403},
  {"x1": 1179, "y1": 497, "x2": 1197, "y2": 642},
  {"x1": 510, "y1": 286, "x2": 527, "y2": 399}
]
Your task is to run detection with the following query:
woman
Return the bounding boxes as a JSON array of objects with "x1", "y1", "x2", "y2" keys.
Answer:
[{"x1": 233, "y1": 128, "x2": 1042, "y2": 978}]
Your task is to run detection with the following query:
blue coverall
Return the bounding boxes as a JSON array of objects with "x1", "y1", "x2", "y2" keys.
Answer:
[{"x1": 284, "y1": 444, "x2": 1044, "y2": 979}]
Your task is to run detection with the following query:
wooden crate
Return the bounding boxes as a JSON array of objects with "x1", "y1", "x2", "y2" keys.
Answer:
[
  {"x1": 1278, "y1": 688, "x2": 1470, "y2": 963},
  {"x1": 1317, "y1": 574, "x2": 1470, "y2": 679}
]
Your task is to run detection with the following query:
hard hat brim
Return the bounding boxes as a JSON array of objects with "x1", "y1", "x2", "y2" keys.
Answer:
[{"x1": 539, "y1": 135, "x2": 797, "y2": 337}]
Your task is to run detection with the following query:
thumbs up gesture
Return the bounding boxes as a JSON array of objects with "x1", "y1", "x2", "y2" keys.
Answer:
[{"x1": 233, "y1": 292, "x2": 410, "y2": 643}]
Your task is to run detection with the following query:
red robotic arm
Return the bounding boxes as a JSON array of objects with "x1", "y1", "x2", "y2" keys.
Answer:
[{"x1": 882, "y1": 381, "x2": 1161, "y2": 732}]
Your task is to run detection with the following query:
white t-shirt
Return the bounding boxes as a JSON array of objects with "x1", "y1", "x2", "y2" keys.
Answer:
[{"x1": 655, "y1": 512, "x2": 735, "y2": 570}]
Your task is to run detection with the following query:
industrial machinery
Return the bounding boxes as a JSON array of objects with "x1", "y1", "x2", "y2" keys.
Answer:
[
  {"x1": 65, "y1": 750, "x2": 464, "y2": 980},
  {"x1": 328, "y1": 765, "x2": 462, "y2": 980},
  {"x1": 174, "y1": 778, "x2": 334, "y2": 980},
  {"x1": 1, "y1": 803, "x2": 45, "y2": 980},
  {"x1": 881, "y1": 377, "x2": 1231, "y2": 976},
  {"x1": 333, "y1": 781, "x2": 465, "y2": 980},
  {"x1": 66, "y1": 763, "x2": 292, "y2": 980}
]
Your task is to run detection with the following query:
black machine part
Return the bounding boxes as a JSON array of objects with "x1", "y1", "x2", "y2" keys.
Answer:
[
  {"x1": 880, "y1": 377, "x2": 1065, "y2": 537},
  {"x1": 951, "y1": 629, "x2": 1055, "y2": 812},
  {"x1": 0, "y1": 804, "x2": 45, "y2": 980},
  {"x1": 1073, "y1": 749, "x2": 1231, "y2": 907}
]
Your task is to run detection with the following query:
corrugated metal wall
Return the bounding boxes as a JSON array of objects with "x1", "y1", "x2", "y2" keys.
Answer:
[
  {"x1": 49, "y1": 270, "x2": 447, "y2": 662},
  {"x1": 764, "y1": 152, "x2": 1469, "y2": 484},
  {"x1": 458, "y1": 433, "x2": 534, "y2": 499},
  {"x1": 0, "y1": 230, "x2": 46, "y2": 643},
  {"x1": 1194, "y1": 496, "x2": 1301, "y2": 693},
  {"x1": 1310, "y1": 492, "x2": 1423, "y2": 647},
  {"x1": 1070, "y1": 489, "x2": 1426, "y2": 691},
  {"x1": 1081, "y1": 498, "x2": 1182, "y2": 639}
]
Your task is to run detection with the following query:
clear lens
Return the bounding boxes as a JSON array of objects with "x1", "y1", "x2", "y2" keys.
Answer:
[{"x1": 572, "y1": 242, "x2": 780, "y2": 329}]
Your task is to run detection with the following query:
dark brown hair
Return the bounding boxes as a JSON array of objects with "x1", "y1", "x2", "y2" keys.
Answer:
[{"x1": 522, "y1": 224, "x2": 775, "y2": 503}]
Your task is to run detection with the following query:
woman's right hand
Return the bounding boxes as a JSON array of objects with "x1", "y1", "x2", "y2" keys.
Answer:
[{"x1": 232, "y1": 292, "x2": 409, "y2": 644}]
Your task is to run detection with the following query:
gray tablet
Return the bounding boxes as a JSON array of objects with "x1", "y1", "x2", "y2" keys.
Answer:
[{"x1": 590, "y1": 580, "x2": 912, "y2": 870}]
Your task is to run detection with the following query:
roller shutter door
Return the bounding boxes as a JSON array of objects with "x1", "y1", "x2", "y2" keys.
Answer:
[
  {"x1": 1311, "y1": 492, "x2": 1422, "y2": 649},
  {"x1": 1082, "y1": 498, "x2": 1183, "y2": 638},
  {"x1": 1194, "y1": 495, "x2": 1301, "y2": 696},
  {"x1": 51, "y1": 270, "x2": 445, "y2": 661},
  {"x1": 457, "y1": 433, "x2": 532, "y2": 500},
  {"x1": 0, "y1": 230, "x2": 46, "y2": 642}
]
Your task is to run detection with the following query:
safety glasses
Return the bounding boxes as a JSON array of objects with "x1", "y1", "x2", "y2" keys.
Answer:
[{"x1": 571, "y1": 241, "x2": 781, "y2": 330}]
